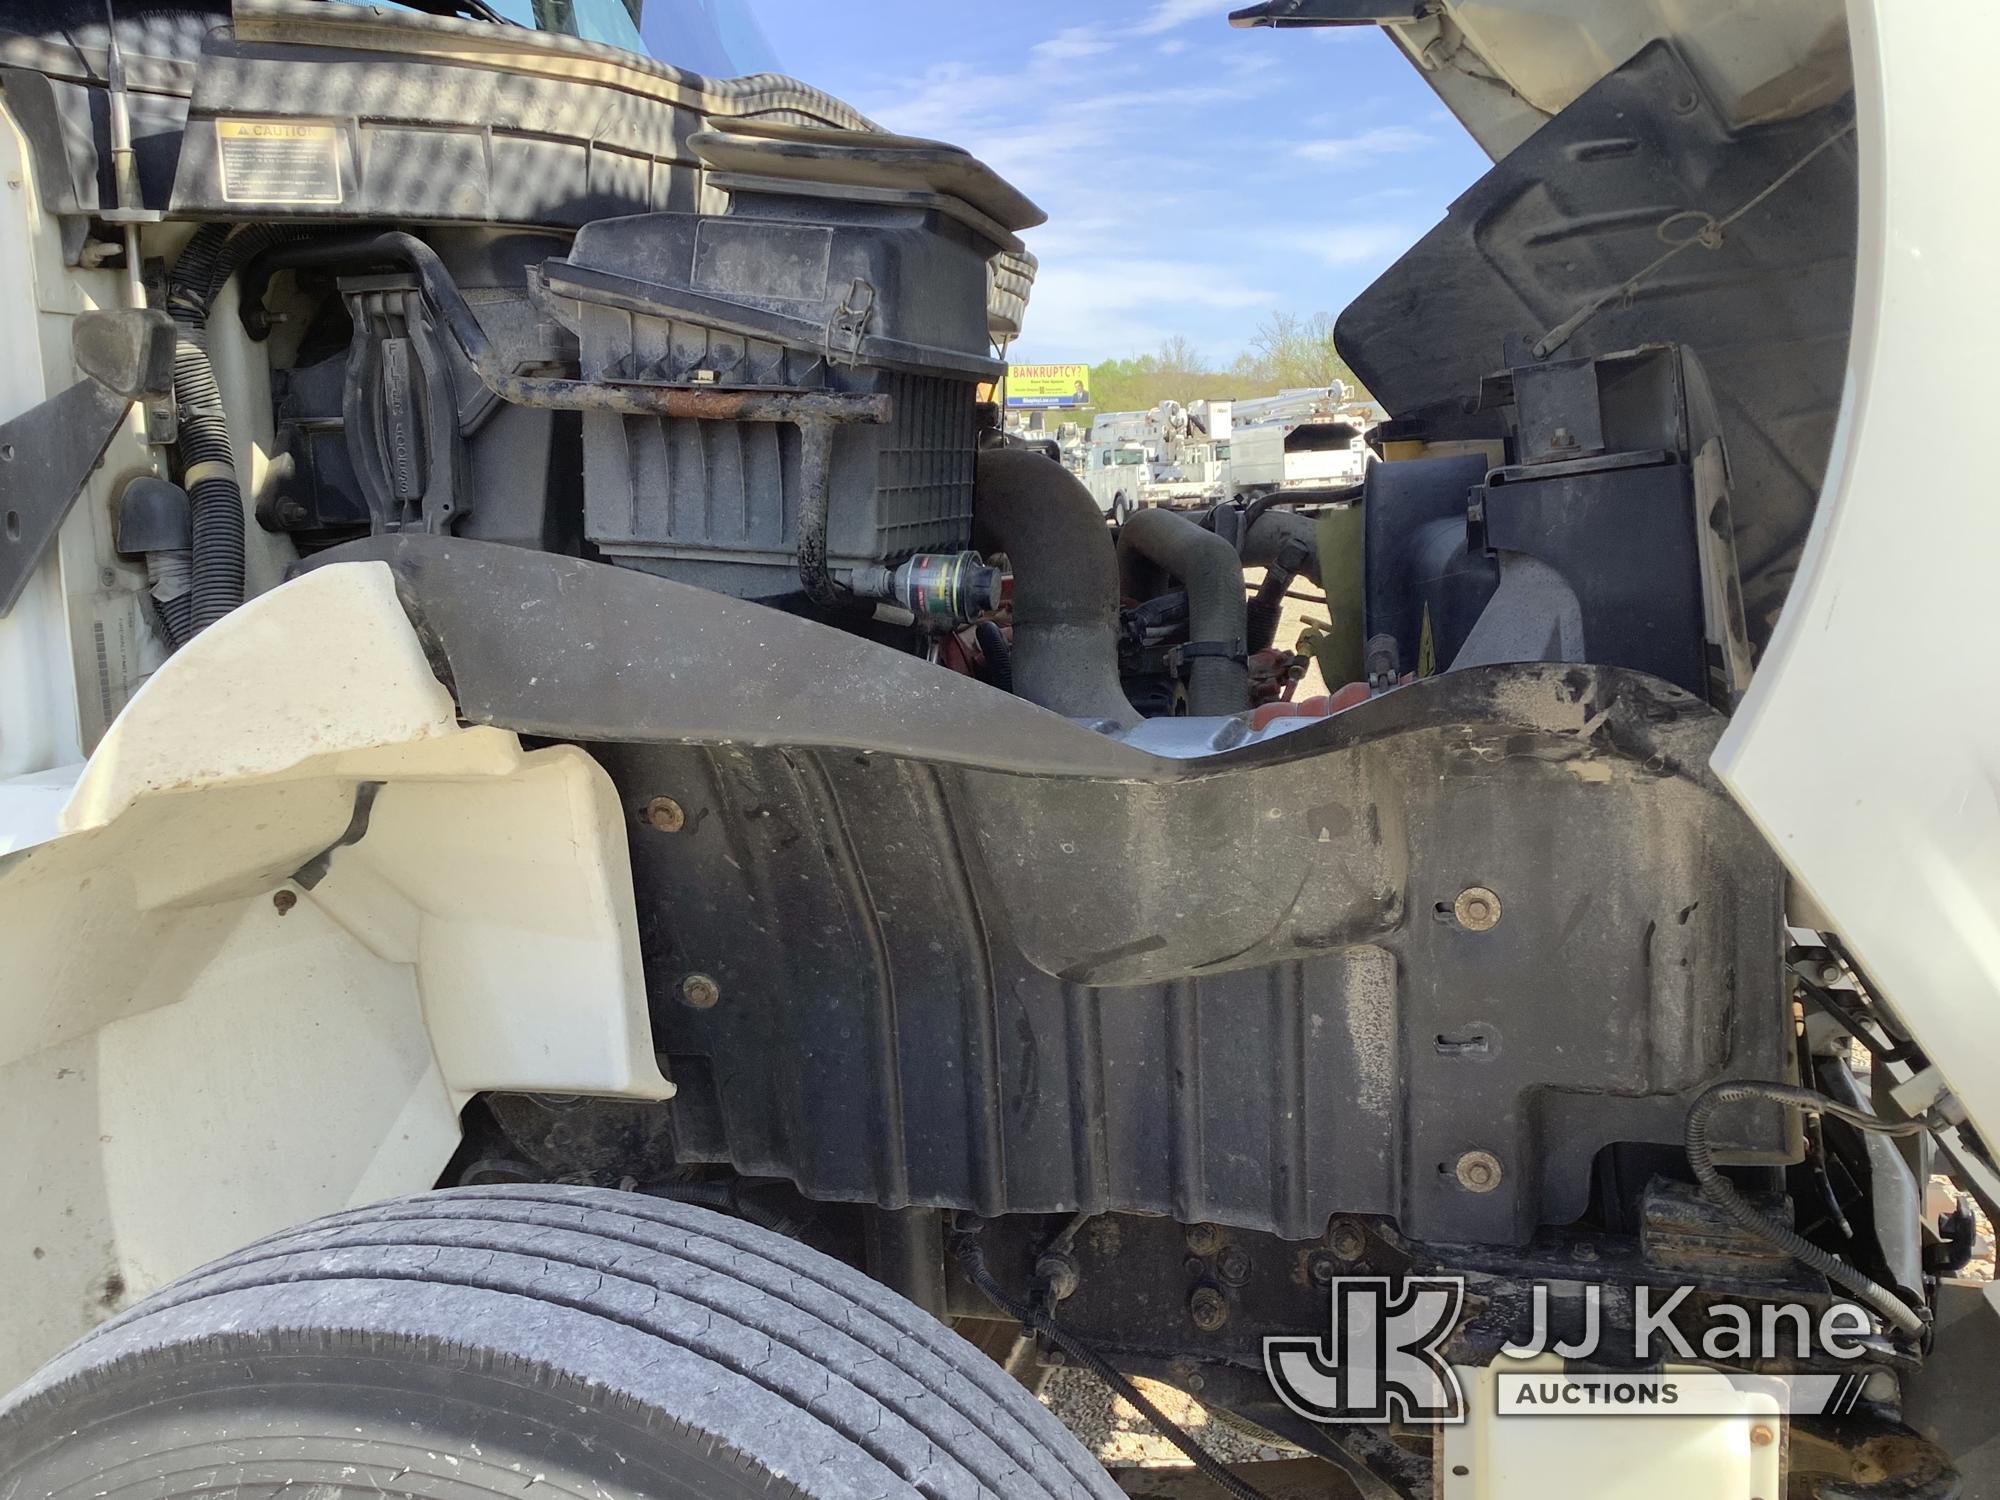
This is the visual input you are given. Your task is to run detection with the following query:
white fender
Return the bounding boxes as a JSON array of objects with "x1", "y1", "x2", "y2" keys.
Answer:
[{"x1": 0, "y1": 561, "x2": 667, "y2": 1383}]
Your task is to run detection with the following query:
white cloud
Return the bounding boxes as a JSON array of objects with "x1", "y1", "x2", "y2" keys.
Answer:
[
  {"x1": 1134, "y1": 0, "x2": 1232, "y2": 35},
  {"x1": 1017, "y1": 258, "x2": 1275, "y2": 357},
  {"x1": 834, "y1": 16, "x2": 1377, "y2": 362},
  {"x1": 1353, "y1": 184, "x2": 1421, "y2": 204},
  {"x1": 1293, "y1": 124, "x2": 1432, "y2": 168},
  {"x1": 1032, "y1": 25, "x2": 1110, "y2": 63},
  {"x1": 1219, "y1": 47, "x2": 1279, "y2": 76},
  {"x1": 1272, "y1": 222, "x2": 1416, "y2": 267}
]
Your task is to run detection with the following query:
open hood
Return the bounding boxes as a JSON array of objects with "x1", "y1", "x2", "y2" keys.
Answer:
[{"x1": 1232, "y1": 0, "x2": 1851, "y2": 159}]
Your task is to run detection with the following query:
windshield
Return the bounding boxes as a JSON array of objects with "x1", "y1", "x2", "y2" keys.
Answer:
[
  {"x1": 482, "y1": 0, "x2": 644, "y2": 53},
  {"x1": 461, "y1": 0, "x2": 778, "y2": 73},
  {"x1": 638, "y1": 0, "x2": 779, "y2": 74}
]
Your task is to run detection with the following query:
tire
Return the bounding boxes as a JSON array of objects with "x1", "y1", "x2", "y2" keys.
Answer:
[{"x1": 0, "y1": 1185, "x2": 1120, "y2": 1500}]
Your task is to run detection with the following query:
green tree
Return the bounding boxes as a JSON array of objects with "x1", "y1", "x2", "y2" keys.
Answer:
[{"x1": 1235, "y1": 311, "x2": 1365, "y2": 394}]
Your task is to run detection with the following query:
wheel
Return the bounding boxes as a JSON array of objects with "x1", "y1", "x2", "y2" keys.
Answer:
[{"x1": 0, "y1": 1185, "x2": 1121, "y2": 1500}]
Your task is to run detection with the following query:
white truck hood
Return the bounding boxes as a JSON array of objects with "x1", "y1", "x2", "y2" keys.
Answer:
[{"x1": 1233, "y1": 0, "x2": 1850, "y2": 159}]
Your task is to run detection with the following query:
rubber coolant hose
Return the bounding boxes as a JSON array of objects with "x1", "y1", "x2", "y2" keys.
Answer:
[{"x1": 1117, "y1": 507, "x2": 1251, "y2": 715}]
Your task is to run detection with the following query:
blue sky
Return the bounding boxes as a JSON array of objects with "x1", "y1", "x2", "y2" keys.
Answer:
[{"x1": 650, "y1": 1, "x2": 1492, "y2": 367}]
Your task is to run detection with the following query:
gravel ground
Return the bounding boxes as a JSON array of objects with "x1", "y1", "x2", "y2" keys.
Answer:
[{"x1": 1038, "y1": 1369, "x2": 1305, "y2": 1469}]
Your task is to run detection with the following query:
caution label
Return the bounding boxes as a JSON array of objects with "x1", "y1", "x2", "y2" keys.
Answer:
[{"x1": 215, "y1": 119, "x2": 342, "y2": 205}]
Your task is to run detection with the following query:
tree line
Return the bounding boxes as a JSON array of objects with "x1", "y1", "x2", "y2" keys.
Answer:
[{"x1": 1070, "y1": 313, "x2": 1369, "y2": 418}]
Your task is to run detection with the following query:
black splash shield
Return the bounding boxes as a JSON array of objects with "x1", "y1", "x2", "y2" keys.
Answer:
[{"x1": 336, "y1": 535, "x2": 1791, "y2": 1245}]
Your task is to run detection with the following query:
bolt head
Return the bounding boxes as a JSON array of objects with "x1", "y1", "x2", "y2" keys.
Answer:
[
  {"x1": 1183, "y1": 1222, "x2": 1224, "y2": 1257},
  {"x1": 1216, "y1": 1246, "x2": 1252, "y2": 1287},
  {"x1": 271, "y1": 889, "x2": 298, "y2": 915},
  {"x1": 1188, "y1": 1286, "x2": 1229, "y2": 1332},
  {"x1": 1308, "y1": 1251, "x2": 1338, "y2": 1286},
  {"x1": 681, "y1": 973, "x2": 721, "y2": 1010},
  {"x1": 1327, "y1": 1218, "x2": 1367, "y2": 1262},
  {"x1": 1452, "y1": 886, "x2": 1502, "y2": 932},
  {"x1": 643, "y1": 796, "x2": 686, "y2": 833},
  {"x1": 1455, "y1": 1150, "x2": 1503, "y2": 1193},
  {"x1": 1749, "y1": 1424, "x2": 1775, "y2": 1447}
]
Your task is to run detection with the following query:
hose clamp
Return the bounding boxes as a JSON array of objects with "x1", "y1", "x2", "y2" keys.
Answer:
[{"x1": 1167, "y1": 639, "x2": 1248, "y2": 678}]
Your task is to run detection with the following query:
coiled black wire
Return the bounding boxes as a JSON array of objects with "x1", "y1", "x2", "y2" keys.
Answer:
[
  {"x1": 1684, "y1": 1080, "x2": 1930, "y2": 1339},
  {"x1": 953, "y1": 1233, "x2": 1279, "y2": 1500}
]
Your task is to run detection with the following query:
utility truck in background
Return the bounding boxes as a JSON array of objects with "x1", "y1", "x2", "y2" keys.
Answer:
[
  {"x1": 1081, "y1": 399, "x2": 1224, "y2": 515},
  {"x1": 0, "y1": 2, "x2": 1996, "y2": 1499},
  {"x1": 1082, "y1": 386, "x2": 1377, "y2": 516}
]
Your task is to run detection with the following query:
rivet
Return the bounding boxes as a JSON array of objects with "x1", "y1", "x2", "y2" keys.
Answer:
[
  {"x1": 643, "y1": 796, "x2": 686, "y2": 833},
  {"x1": 681, "y1": 972, "x2": 720, "y2": 1009}
]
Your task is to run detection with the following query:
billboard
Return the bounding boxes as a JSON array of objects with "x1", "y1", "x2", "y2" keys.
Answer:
[{"x1": 1006, "y1": 363, "x2": 1091, "y2": 409}]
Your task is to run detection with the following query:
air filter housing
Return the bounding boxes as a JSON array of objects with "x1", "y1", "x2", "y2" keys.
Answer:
[{"x1": 542, "y1": 123, "x2": 1041, "y2": 600}]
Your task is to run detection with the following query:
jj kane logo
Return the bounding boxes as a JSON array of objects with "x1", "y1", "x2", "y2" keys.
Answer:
[
  {"x1": 1265, "y1": 1277, "x2": 1881, "y2": 1424},
  {"x1": 1264, "y1": 1277, "x2": 1467, "y2": 1424}
]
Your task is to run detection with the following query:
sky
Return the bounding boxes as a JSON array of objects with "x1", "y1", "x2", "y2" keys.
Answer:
[{"x1": 644, "y1": 1, "x2": 1493, "y2": 368}]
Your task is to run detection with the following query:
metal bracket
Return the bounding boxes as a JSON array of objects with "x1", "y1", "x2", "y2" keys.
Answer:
[
  {"x1": 0, "y1": 308, "x2": 172, "y2": 615},
  {"x1": 0, "y1": 377, "x2": 134, "y2": 616}
]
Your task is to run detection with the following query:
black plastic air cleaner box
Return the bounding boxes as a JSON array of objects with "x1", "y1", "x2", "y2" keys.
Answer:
[{"x1": 541, "y1": 124, "x2": 1035, "y2": 600}]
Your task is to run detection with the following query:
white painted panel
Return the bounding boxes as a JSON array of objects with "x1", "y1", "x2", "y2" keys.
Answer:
[{"x1": 1715, "y1": 0, "x2": 2000, "y2": 1144}]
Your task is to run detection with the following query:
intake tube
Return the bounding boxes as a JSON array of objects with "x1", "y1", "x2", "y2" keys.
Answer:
[
  {"x1": 1116, "y1": 507, "x2": 1251, "y2": 716},
  {"x1": 972, "y1": 448, "x2": 1139, "y2": 728}
]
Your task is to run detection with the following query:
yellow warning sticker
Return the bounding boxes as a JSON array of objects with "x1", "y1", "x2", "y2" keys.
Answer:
[{"x1": 215, "y1": 120, "x2": 342, "y2": 205}]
